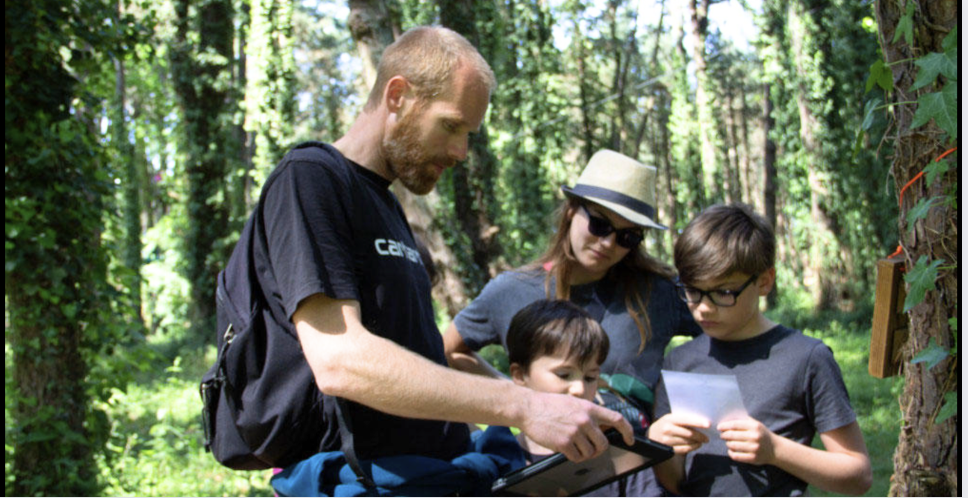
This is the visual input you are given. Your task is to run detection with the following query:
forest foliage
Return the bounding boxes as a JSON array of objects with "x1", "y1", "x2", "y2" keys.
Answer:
[{"x1": 4, "y1": 0, "x2": 957, "y2": 495}]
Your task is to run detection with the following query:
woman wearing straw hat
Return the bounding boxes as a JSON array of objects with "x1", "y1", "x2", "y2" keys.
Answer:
[{"x1": 442, "y1": 149, "x2": 700, "y2": 496}]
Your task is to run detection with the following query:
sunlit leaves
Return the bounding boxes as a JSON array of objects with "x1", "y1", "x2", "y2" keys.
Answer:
[{"x1": 865, "y1": 60, "x2": 892, "y2": 93}]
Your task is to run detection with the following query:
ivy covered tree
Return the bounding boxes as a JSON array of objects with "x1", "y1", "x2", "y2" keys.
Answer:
[
  {"x1": 6, "y1": 0, "x2": 128, "y2": 493},
  {"x1": 170, "y1": 0, "x2": 238, "y2": 333},
  {"x1": 248, "y1": 0, "x2": 298, "y2": 189},
  {"x1": 872, "y1": 0, "x2": 958, "y2": 494}
]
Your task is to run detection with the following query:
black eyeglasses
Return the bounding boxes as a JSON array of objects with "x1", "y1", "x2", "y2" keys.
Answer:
[
  {"x1": 676, "y1": 274, "x2": 759, "y2": 307},
  {"x1": 580, "y1": 205, "x2": 644, "y2": 249}
]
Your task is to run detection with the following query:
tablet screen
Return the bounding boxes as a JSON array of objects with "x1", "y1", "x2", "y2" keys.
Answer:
[{"x1": 491, "y1": 432, "x2": 672, "y2": 496}]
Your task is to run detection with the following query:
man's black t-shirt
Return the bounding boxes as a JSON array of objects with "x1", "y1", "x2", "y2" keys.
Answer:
[{"x1": 247, "y1": 142, "x2": 469, "y2": 460}]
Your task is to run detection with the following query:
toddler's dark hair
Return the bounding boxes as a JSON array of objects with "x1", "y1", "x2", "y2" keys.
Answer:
[{"x1": 506, "y1": 299, "x2": 609, "y2": 371}]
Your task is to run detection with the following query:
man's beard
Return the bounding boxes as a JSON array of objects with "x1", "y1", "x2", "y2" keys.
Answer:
[{"x1": 382, "y1": 107, "x2": 454, "y2": 195}]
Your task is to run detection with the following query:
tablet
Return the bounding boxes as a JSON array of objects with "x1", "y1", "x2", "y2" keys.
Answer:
[{"x1": 491, "y1": 430, "x2": 673, "y2": 496}]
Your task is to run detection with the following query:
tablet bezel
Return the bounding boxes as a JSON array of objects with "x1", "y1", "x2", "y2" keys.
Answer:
[{"x1": 491, "y1": 430, "x2": 673, "y2": 496}]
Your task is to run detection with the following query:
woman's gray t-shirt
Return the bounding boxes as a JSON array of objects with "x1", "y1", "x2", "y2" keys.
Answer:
[{"x1": 453, "y1": 269, "x2": 701, "y2": 390}]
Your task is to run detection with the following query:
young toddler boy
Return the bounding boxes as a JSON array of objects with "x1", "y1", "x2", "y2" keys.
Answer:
[
  {"x1": 649, "y1": 204, "x2": 872, "y2": 496},
  {"x1": 506, "y1": 299, "x2": 611, "y2": 463}
]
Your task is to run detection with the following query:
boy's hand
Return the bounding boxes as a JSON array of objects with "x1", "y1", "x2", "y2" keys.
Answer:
[
  {"x1": 647, "y1": 413, "x2": 710, "y2": 454},
  {"x1": 718, "y1": 417, "x2": 776, "y2": 465}
]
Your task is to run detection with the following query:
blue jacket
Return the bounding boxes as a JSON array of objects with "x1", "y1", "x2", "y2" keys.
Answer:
[{"x1": 271, "y1": 426, "x2": 526, "y2": 496}]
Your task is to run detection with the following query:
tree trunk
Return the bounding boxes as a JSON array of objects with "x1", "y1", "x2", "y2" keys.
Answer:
[
  {"x1": 787, "y1": 0, "x2": 844, "y2": 310},
  {"x1": 688, "y1": 0, "x2": 721, "y2": 201},
  {"x1": 762, "y1": 82, "x2": 778, "y2": 308},
  {"x1": 874, "y1": 1, "x2": 958, "y2": 495},
  {"x1": 723, "y1": 83, "x2": 741, "y2": 204},
  {"x1": 438, "y1": 0, "x2": 503, "y2": 294},
  {"x1": 233, "y1": 0, "x2": 253, "y2": 218},
  {"x1": 172, "y1": 0, "x2": 235, "y2": 333},
  {"x1": 575, "y1": 25, "x2": 595, "y2": 164},
  {"x1": 7, "y1": 1, "x2": 108, "y2": 492},
  {"x1": 112, "y1": 10, "x2": 143, "y2": 321},
  {"x1": 630, "y1": 0, "x2": 664, "y2": 160},
  {"x1": 348, "y1": 0, "x2": 470, "y2": 316},
  {"x1": 737, "y1": 81, "x2": 753, "y2": 207},
  {"x1": 348, "y1": 0, "x2": 398, "y2": 89}
]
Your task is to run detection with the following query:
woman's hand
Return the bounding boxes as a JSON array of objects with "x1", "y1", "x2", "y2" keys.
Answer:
[{"x1": 647, "y1": 413, "x2": 710, "y2": 454}]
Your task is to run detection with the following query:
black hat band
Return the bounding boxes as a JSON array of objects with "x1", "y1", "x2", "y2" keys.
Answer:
[{"x1": 565, "y1": 184, "x2": 657, "y2": 220}]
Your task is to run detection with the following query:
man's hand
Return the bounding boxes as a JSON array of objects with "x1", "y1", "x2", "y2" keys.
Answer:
[
  {"x1": 519, "y1": 391, "x2": 633, "y2": 463},
  {"x1": 718, "y1": 417, "x2": 776, "y2": 465},
  {"x1": 647, "y1": 413, "x2": 710, "y2": 454}
]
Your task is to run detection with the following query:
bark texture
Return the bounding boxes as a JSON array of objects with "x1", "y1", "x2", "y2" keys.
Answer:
[{"x1": 873, "y1": 1, "x2": 958, "y2": 495}]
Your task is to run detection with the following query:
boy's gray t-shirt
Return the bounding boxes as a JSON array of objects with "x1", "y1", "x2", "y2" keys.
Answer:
[
  {"x1": 453, "y1": 269, "x2": 701, "y2": 389},
  {"x1": 654, "y1": 325, "x2": 857, "y2": 497}
]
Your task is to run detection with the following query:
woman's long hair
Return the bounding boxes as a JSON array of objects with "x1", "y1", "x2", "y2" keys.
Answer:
[{"x1": 524, "y1": 197, "x2": 674, "y2": 354}]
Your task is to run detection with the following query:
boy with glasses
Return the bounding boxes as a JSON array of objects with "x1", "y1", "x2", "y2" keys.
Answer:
[{"x1": 648, "y1": 204, "x2": 872, "y2": 496}]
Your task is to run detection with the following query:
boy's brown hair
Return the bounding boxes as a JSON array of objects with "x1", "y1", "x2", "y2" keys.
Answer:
[
  {"x1": 674, "y1": 203, "x2": 775, "y2": 284},
  {"x1": 506, "y1": 299, "x2": 609, "y2": 371}
]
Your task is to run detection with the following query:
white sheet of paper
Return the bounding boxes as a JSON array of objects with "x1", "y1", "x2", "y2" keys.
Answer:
[{"x1": 661, "y1": 370, "x2": 748, "y2": 440}]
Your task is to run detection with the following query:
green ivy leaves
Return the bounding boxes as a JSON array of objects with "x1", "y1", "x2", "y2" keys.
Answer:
[
  {"x1": 910, "y1": 84, "x2": 957, "y2": 140},
  {"x1": 905, "y1": 196, "x2": 939, "y2": 231},
  {"x1": 909, "y1": 318, "x2": 958, "y2": 424},
  {"x1": 909, "y1": 27, "x2": 958, "y2": 141},
  {"x1": 911, "y1": 52, "x2": 957, "y2": 90},
  {"x1": 903, "y1": 256, "x2": 943, "y2": 312},
  {"x1": 892, "y1": 1, "x2": 916, "y2": 46},
  {"x1": 910, "y1": 338, "x2": 948, "y2": 369},
  {"x1": 865, "y1": 60, "x2": 892, "y2": 93}
]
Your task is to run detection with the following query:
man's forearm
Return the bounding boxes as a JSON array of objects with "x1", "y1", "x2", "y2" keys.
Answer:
[
  {"x1": 299, "y1": 320, "x2": 529, "y2": 427},
  {"x1": 293, "y1": 294, "x2": 633, "y2": 462}
]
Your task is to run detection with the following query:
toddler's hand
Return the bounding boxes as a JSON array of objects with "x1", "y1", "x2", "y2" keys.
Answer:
[
  {"x1": 718, "y1": 417, "x2": 776, "y2": 465},
  {"x1": 647, "y1": 413, "x2": 710, "y2": 454}
]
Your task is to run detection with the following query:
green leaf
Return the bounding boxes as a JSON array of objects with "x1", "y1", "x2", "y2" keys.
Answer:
[
  {"x1": 935, "y1": 390, "x2": 957, "y2": 423},
  {"x1": 906, "y1": 196, "x2": 939, "y2": 228},
  {"x1": 866, "y1": 60, "x2": 893, "y2": 93},
  {"x1": 893, "y1": 2, "x2": 915, "y2": 46},
  {"x1": 861, "y1": 98, "x2": 882, "y2": 130},
  {"x1": 910, "y1": 84, "x2": 958, "y2": 140},
  {"x1": 949, "y1": 316, "x2": 958, "y2": 354},
  {"x1": 942, "y1": 26, "x2": 958, "y2": 55},
  {"x1": 922, "y1": 159, "x2": 951, "y2": 187},
  {"x1": 853, "y1": 98, "x2": 883, "y2": 160},
  {"x1": 24, "y1": 431, "x2": 58, "y2": 443},
  {"x1": 903, "y1": 256, "x2": 944, "y2": 312},
  {"x1": 852, "y1": 129, "x2": 865, "y2": 161},
  {"x1": 910, "y1": 338, "x2": 948, "y2": 369},
  {"x1": 911, "y1": 52, "x2": 957, "y2": 90},
  {"x1": 61, "y1": 303, "x2": 77, "y2": 319}
]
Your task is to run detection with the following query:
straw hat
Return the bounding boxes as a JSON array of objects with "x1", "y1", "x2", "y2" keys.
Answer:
[{"x1": 561, "y1": 149, "x2": 666, "y2": 230}]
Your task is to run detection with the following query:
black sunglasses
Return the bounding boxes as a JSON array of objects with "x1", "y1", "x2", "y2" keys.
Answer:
[
  {"x1": 676, "y1": 273, "x2": 759, "y2": 307},
  {"x1": 579, "y1": 205, "x2": 644, "y2": 249}
]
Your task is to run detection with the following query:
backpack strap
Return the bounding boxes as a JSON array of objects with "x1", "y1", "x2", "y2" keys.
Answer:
[{"x1": 335, "y1": 398, "x2": 377, "y2": 489}]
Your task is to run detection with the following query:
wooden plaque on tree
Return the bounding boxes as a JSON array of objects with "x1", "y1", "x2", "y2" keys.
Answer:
[{"x1": 868, "y1": 255, "x2": 908, "y2": 378}]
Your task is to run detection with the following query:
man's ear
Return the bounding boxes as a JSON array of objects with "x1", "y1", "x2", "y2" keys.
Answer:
[
  {"x1": 509, "y1": 363, "x2": 527, "y2": 386},
  {"x1": 757, "y1": 268, "x2": 776, "y2": 296},
  {"x1": 383, "y1": 76, "x2": 411, "y2": 114}
]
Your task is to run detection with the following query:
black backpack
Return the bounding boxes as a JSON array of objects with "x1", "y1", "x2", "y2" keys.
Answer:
[
  {"x1": 199, "y1": 213, "x2": 331, "y2": 470},
  {"x1": 200, "y1": 145, "x2": 373, "y2": 482}
]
